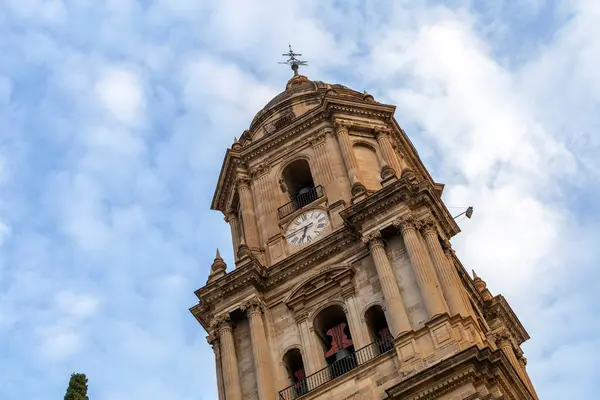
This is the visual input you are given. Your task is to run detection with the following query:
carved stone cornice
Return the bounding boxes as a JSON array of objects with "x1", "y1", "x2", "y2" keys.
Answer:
[
  {"x1": 374, "y1": 125, "x2": 392, "y2": 138},
  {"x1": 385, "y1": 346, "x2": 536, "y2": 400},
  {"x1": 485, "y1": 295, "x2": 530, "y2": 345}
]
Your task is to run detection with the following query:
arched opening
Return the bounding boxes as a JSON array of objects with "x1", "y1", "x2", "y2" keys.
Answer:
[
  {"x1": 281, "y1": 159, "x2": 315, "y2": 200},
  {"x1": 279, "y1": 159, "x2": 323, "y2": 218},
  {"x1": 282, "y1": 348, "x2": 308, "y2": 396},
  {"x1": 313, "y1": 305, "x2": 356, "y2": 378},
  {"x1": 353, "y1": 143, "x2": 382, "y2": 191},
  {"x1": 364, "y1": 305, "x2": 393, "y2": 354}
]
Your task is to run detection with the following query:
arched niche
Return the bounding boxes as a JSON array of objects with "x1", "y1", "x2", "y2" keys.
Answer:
[
  {"x1": 364, "y1": 304, "x2": 393, "y2": 354},
  {"x1": 281, "y1": 158, "x2": 316, "y2": 201},
  {"x1": 282, "y1": 347, "x2": 308, "y2": 396}
]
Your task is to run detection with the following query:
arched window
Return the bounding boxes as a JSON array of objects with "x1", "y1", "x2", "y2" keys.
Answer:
[
  {"x1": 353, "y1": 144, "x2": 382, "y2": 191},
  {"x1": 364, "y1": 305, "x2": 393, "y2": 354},
  {"x1": 313, "y1": 305, "x2": 356, "y2": 378},
  {"x1": 282, "y1": 348, "x2": 308, "y2": 396},
  {"x1": 279, "y1": 159, "x2": 323, "y2": 218}
]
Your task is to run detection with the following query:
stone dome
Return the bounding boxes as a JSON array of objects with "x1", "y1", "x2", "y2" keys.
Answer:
[{"x1": 248, "y1": 74, "x2": 365, "y2": 136}]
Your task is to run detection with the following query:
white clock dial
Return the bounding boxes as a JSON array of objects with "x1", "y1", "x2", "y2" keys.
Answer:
[{"x1": 285, "y1": 209, "x2": 329, "y2": 246}]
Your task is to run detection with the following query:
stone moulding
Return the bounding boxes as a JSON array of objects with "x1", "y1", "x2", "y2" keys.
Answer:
[
  {"x1": 385, "y1": 346, "x2": 534, "y2": 400},
  {"x1": 485, "y1": 295, "x2": 530, "y2": 345},
  {"x1": 340, "y1": 172, "x2": 460, "y2": 240}
]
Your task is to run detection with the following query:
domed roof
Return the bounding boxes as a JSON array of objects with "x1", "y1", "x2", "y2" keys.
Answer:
[{"x1": 249, "y1": 74, "x2": 364, "y2": 133}]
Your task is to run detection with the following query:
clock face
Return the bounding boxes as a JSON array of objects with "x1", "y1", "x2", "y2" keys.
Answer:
[{"x1": 285, "y1": 209, "x2": 329, "y2": 246}]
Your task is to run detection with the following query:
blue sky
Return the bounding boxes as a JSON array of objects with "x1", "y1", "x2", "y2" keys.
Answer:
[{"x1": 0, "y1": 1, "x2": 598, "y2": 399}]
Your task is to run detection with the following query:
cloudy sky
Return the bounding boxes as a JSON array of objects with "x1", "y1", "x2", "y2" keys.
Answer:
[{"x1": 0, "y1": 0, "x2": 599, "y2": 399}]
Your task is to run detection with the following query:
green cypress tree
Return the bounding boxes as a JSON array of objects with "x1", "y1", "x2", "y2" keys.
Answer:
[{"x1": 64, "y1": 373, "x2": 89, "y2": 400}]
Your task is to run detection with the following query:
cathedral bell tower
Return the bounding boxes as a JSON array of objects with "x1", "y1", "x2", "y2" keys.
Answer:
[{"x1": 190, "y1": 50, "x2": 538, "y2": 400}]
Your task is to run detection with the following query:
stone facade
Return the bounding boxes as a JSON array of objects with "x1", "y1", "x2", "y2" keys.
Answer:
[{"x1": 191, "y1": 72, "x2": 538, "y2": 399}]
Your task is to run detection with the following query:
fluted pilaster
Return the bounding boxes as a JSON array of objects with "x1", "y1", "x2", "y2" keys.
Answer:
[
  {"x1": 395, "y1": 215, "x2": 447, "y2": 319},
  {"x1": 207, "y1": 334, "x2": 225, "y2": 400},
  {"x1": 237, "y1": 176, "x2": 260, "y2": 250},
  {"x1": 334, "y1": 121, "x2": 366, "y2": 196},
  {"x1": 362, "y1": 231, "x2": 411, "y2": 336},
  {"x1": 226, "y1": 210, "x2": 241, "y2": 261},
  {"x1": 216, "y1": 316, "x2": 242, "y2": 400},
  {"x1": 421, "y1": 218, "x2": 467, "y2": 317},
  {"x1": 495, "y1": 332, "x2": 539, "y2": 399},
  {"x1": 375, "y1": 127, "x2": 402, "y2": 176},
  {"x1": 250, "y1": 164, "x2": 278, "y2": 242},
  {"x1": 442, "y1": 240, "x2": 476, "y2": 318},
  {"x1": 243, "y1": 299, "x2": 273, "y2": 400},
  {"x1": 341, "y1": 288, "x2": 370, "y2": 351},
  {"x1": 309, "y1": 131, "x2": 335, "y2": 185}
]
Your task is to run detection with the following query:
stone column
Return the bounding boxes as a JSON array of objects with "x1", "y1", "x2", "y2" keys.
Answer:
[
  {"x1": 226, "y1": 210, "x2": 241, "y2": 261},
  {"x1": 495, "y1": 332, "x2": 539, "y2": 399},
  {"x1": 324, "y1": 127, "x2": 352, "y2": 203},
  {"x1": 341, "y1": 288, "x2": 370, "y2": 351},
  {"x1": 395, "y1": 215, "x2": 447, "y2": 319},
  {"x1": 442, "y1": 240, "x2": 477, "y2": 318},
  {"x1": 243, "y1": 299, "x2": 274, "y2": 400},
  {"x1": 362, "y1": 231, "x2": 411, "y2": 336},
  {"x1": 237, "y1": 176, "x2": 261, "y2": 250},
  {"x1": 207, "y1": 333, "x2": 225, "y2": 400},
  {"x1": 217, "y1": 316, "x2": 242, "y2": 400},
  {"x1": 375, "y1": 127, "x2": 403, "y2": 176},
  {"x1": 334, "y1": 121, "x2": 366, "y2": 196},
  {"x1": 295, "y1": 312, "x2": 318, "y2": 375},
  {"x1": 421, "y1": 218, "x2": 467, "y2": 317}
]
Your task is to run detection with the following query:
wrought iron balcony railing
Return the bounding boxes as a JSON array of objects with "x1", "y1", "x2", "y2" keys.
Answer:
[
  {"x1": 278, "y1": 335, "x2": 394, "y2": 399},
  {"x1": 278, "y1": 186, "x2": 324, "y2": 219}
]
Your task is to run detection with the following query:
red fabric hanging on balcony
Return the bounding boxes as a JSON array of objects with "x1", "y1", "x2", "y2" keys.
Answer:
[{"x1": 324, "y1": 322, "x2": 353, "y2": 358}]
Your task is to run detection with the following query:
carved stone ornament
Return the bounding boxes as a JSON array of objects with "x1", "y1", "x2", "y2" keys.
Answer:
[
  {"x1": 380, "y1": 164, "x2": 396, "y2": 180},
  {"x1": 236, "y1": 176, "x2": 252, "y2": 190},
  {"x1": 250, "y1": 163, "x2": 270, "y2": 178},
  {"x1": 212, "y1": 313, "x2": 233, "y2": 332},
  {"x1": 308, "y1": 132, "x2": 326, "y2": 147},
  {"x1": 334, "y1": 119, "x2": 352, "y2": 133},
  {"x1": 419, "y1": 217, "x2": 438, "y2": 236},
  {"x1": 241, "y1": 297, "x2": 265, "y2": 316},
  {"x1": 351, "y1": 182, "x2": 367, "y2": 197},
  {"x1": 491, "y1": 329, "x2": 512, "y2": 348},
  {"x1": 393, "y1": 213, "x2": 416, "y2": 232},
  {"x1": 374, "y1": 126, "x2": 392, "y2": 137},
  {"x1": 361, "y1": 230, "x2": 384, "y2": 248},
  {"x1": 206, "y1": 332, "x2": 219, "y2": 346},
  {"x1": 263, "y1": 123, "x2": 276, "y2": 135}
]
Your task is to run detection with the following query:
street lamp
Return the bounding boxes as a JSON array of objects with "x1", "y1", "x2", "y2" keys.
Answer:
[{"x1": 453, "y1": 206, "x2": 473, "y2": 220}]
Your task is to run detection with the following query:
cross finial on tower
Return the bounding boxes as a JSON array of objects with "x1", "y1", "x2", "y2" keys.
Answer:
[{"x1": 279, "y1": 44, "x2": 307, "y2": 76}]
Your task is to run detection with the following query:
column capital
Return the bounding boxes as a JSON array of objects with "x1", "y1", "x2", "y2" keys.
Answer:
[
  {"x1": 393, "y1": 213, "x2": 416, "y2": 233},
  {"x1": 361, "y1": 230, "x2": 384, "y2": 249},
  {"x1": 492, "y1": 329, "x2": 513, "y2": 349},
  {"x1": 249, "y1": 163, "x2": 270, "y2": 178},
  {"x1": 241, "y1": 297, "x2": 265, "y2": 317},
  {"x1": 333, "y1": 119, "x2": 352, "y2": 133},
  {"x1": 307, "y1": 132, "x2": 326, "y2": 147},
  {"x1": 213, "y1": 313, "x2": 234, "y2": 333},
  {"x1": 419, "y1": 217, "x2": 438, "y2": 236},
  {"x1": 236, "y1": 176, "x2": 252, "y2": 190},
  {"x1": 374, "y1": 126, "x2": 392, "y2": 138},
  {"x1": 206, "y1": 332, "x2": 220, "y2": 347},
  {"x1": 225, "y1": 209, "x2": 238, "y2": 222}
]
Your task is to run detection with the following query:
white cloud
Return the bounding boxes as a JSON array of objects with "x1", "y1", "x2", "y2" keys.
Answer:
[
  {"x1": 95, "y1": 67, "x2": 145, "y2": 127},
  {"x1": 54, "y1": 291, "x2": 100, "y2": 318}
]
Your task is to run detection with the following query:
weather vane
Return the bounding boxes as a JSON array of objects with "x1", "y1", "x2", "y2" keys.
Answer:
[{"x1": 279, "y1": 44, "x2": 307, "y2": 76}]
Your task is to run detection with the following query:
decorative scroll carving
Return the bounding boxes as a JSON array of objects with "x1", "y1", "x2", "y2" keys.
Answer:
[
  {"x1": 249, "y1": 163, "x2": 270, "y2": 178},
  {"x1": 361, "y1": 231, "x2": 384, "y2": 249},
  {"x1": 241, "y1": 297, "x2": 265, "y2": 316},
  {"x1": 393, "y1": 213, "x2": 416, "y2": 232},
  {"x1": 236, "y1": 176, "x2": 252, "y2": 190},
  {"x1": 307, "y1": 132, "x2": 326, "y2": 146},
  {"x1": 420, "y1": 217, "x2": 438, "y2": 236}
]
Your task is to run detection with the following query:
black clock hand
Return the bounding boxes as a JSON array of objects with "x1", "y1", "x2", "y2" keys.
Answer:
[
  {"x1": 286, "y1": 223, "x2": 313, "y2": 238},
  {"x1": 300, "y1": 225, "x2": 309, "y2": 242}
]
